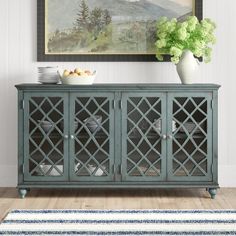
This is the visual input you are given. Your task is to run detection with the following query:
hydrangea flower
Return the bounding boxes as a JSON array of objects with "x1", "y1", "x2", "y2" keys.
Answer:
[{"x1": 155, "y1": 16, "x2": 216, "y2": 64}]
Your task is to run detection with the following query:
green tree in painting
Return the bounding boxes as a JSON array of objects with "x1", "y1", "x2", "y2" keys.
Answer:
[
  {"x1": 75, "y1": 0, "x2": 90, "y2": 31},
  {"x1": 102, "y1": 9, "x2": 112, "y2": 26},
  {"x1": 119, "y1": 23, "x2": 145, "y2": 51},
  {"x1": 49, "y1": 1, "x2": 113, "y2": 53},
  {"x1": 146, "y1": 20, "x2": 157, "y2": 52},
  {"x1": 89, "y1": 7, "x2": 104, "y2": 38}
]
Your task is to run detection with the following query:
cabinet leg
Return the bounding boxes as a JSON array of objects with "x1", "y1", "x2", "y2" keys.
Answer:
[
  {"x1": 208, "y1": 188, "x2": 217, "y2": 199},
  {"x1": 18, "y1": 188, "x2": 28, "y2": 199}
]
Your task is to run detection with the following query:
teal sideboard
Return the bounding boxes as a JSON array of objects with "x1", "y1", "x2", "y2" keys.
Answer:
[{"x1": 16, "y1": 84, "x2": 220, "y2": 199}]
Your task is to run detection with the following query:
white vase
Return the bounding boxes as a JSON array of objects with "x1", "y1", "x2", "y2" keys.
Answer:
[{"x1": 176, "y1": 50, "x2": 199, "y2": 84}]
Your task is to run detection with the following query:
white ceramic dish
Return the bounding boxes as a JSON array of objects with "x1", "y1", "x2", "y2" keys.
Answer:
[
  {"x1": 38, "y1": 164, "x2": 63, "y2": 176},
  {"x1": 37, "y1": 163, "x2": 80, "y2": 176},
  {"x1": 88, "y1": 164, "x2": 104, "y2": 176},
  {"x1": 38, "y1": 80, "x2": 59, "y2": 84},
  {"x1": 38, "y1": 120, "x2": 53, "y2": 133},
  {"x1": 84, "y1": 115, "x2": 102, "y2": 132},
  {"x1": 38, "y1": 74, "x2": 60, "y2": 84},
  {"x1": 58, "y1": 70, "x2": 96, "y2": 85},
  {"x1": 38, "y1": 67, "x2": 60, "y2": 84},
  {"x1": 38, "y1": 67, "x2": 58, "y2": 72},
  {"x1": 179, "y1": 122, "x2": 203, "y2": 134}
]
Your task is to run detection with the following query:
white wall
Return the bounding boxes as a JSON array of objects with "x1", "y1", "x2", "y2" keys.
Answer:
[{"x1": 0, "y1": 0, "x2": 235, "y2": 187}]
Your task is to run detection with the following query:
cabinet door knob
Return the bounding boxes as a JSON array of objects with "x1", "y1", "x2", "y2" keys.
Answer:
[
  {"x1": 162, "y1": 134, "x2": 167, "y2": 140},
  {"x1": 70, "y1": 135, "x2": 75, "y2": 140},
  {"x1": 64, "y1": 134, "x2": 69, "y2": 139}
]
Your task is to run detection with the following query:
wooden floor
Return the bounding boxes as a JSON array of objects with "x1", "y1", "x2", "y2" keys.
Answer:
[{"x1": 0, "y1": 188, "x2": 236, "y2": 221}]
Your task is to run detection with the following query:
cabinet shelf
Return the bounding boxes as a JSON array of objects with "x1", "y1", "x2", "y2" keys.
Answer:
[
  {"x1": 76, "y1": 133, "x2": 107, "y2": 139},
  {"x1": 128, "y1": 133, "x2": 205, "y2": 139},
  {"x1": 31, "y1": 132, "x2": 108, "y2": 139},
  {"x1": 31, "y1": 133, "x2": 62, "y2": 139},
  {"x1": 128, "y1": 133, "x2": 160, "y2": 139},
  {"x1": 174, "y1": 133, "x2": 205, "y2": 139}
]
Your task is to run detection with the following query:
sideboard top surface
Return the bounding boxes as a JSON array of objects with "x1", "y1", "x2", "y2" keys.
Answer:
[{"x1": 15, "y1": 83, "x2": 221, "y2": 91}]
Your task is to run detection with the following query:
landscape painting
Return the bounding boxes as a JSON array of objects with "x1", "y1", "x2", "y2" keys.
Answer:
[{"x1": 38, "y1": 0, "x2": 202, "y2": 61}]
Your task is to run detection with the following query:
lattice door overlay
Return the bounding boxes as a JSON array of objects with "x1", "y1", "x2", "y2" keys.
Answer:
[
  {"x1": 125, "y1": 97, "x2": 163, "y2": 177},
  {"x1": 171, "y1": 97, "x2": 208, "y2": 177},
  {"x1": 28, "y1": 97, "x2": 65, "y2": 177},
  {"x1": 73, "y1": 97, "x2": 111, "y2": 177}
]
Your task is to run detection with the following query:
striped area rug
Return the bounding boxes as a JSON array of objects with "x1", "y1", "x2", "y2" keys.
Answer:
[{"x1": 0, "y1": 209, "x2": 236, "y2": 235}]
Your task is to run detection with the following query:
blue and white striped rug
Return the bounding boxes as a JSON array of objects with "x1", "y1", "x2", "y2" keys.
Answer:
[{"x1": 1, "y1": 209, "x2": 236, "y2": 235}]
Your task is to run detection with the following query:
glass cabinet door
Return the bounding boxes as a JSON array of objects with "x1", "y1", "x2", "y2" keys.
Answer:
[
  {"x1": 70, "y1": 93, "x2": 114, "y2": 181},
  {"x1": 167, "y1": 93, "x2": 213, "y2": 181},
  {"x1": 122, "y1": 93, "x2": 166, "y2": 181},
  {"x1": 24, "y1": 93, "x2": 69, "y2": 181}
]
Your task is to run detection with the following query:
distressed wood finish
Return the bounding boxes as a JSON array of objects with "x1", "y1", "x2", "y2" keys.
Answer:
[{"x1": 16, "y1": 84, "x2": 220, "y2": 199}]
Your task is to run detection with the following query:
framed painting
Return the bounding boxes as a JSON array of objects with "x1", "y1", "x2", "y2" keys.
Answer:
[{"x1": 37, "y1": 0, "x2": 203, "y2": 61}]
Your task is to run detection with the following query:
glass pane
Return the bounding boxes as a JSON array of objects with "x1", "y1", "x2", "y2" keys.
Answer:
[
  {"x1": 126, "y1": 97, "x2": 162, "y2": 177},
  {"x1": 28, "y1": 97, "x2": 64, "y2": 177},
  {"x1": 172, "y1": 97, "x2": 208, "y2": 177},
  {"x1": 74, "y1": 97, "x2": 110, "y2": 177}
]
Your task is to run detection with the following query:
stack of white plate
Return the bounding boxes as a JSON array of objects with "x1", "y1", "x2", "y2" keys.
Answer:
[{"x1": 38, "y1": 67, "x2": 59, "y2": 84}]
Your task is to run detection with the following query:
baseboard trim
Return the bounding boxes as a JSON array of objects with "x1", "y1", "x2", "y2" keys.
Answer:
[
  {"x1": 218, "y1": 165, "x2": 236, "y2": 187},
  {"x1": 0, "y1": 165, "x2": 17, "y2": 187},
  {"x1": 0, "y1": 164, "x2": 235, "y2": 187}
]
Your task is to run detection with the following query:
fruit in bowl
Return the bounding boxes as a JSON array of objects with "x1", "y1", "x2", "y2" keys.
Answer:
[{"x1": 59, "y1": 68, "x2": 96, "y2": 85}]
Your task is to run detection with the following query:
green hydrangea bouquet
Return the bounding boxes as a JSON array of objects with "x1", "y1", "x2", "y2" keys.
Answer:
[{"x1": 155, "y1": 16, "x2": 216, "y2": 64}]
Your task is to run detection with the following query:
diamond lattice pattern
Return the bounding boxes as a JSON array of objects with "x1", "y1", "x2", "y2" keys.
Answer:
[
  {"x1": 28, "y1": 97, "x2": 64, "y2": 177},
  {"x1": 74, "y1": 97, "x2": 110, "y2": 177},
  {"x1": 126, "y1": 97, "x2": 162, "y2": 177},
  {"x1": 172, "y1": 97, "x2": 208, "y2": 177}
]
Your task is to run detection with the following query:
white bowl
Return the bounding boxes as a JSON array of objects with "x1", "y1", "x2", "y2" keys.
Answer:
[
  {"x1": 37, "y1": 163, "x2": 81, "y2": 176},
  {"x1": 58, "y1": 70, "x2": 96, "y2": 85},
  {"x1": 60, "y1": 76, "x2": 95, "y2": 85},
  {"x1": 88, "y1": 165, "x2": 104, "y2": 176},
  {"x1": 38, "y1": 120, "x2": 53, "y2": 133},
  {"x1": 179, "y1": 122, "x2": 203, "y2": 134},
  {"x1": 37, "y1": 164, "x2": 63, "y2": 176},
  {"x1": 84, "y1": 115, "x2": 102, "y2": 132}
]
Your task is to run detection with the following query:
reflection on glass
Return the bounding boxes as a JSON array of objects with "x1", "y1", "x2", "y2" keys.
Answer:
[
  {"x1": 172, "y1": 97, "x2": 208, "y2": 177},
  {"x1": 73, "y1": 97, "x2": 110, "y2": 177},
  {"x1": 28, "y1": 97, "x2": 64, "y2": 177},
  {"x1": 126, "y1": 97, "x2": 162, "y2": 177}
]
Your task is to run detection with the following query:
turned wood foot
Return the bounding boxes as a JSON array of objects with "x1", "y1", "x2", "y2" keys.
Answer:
[
  {"x1": 18, "y1": 188, "x2": 28, "y2": 199},
  {"x1": 208, "y1": 188, "x2": 217, "y2": 199}
]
